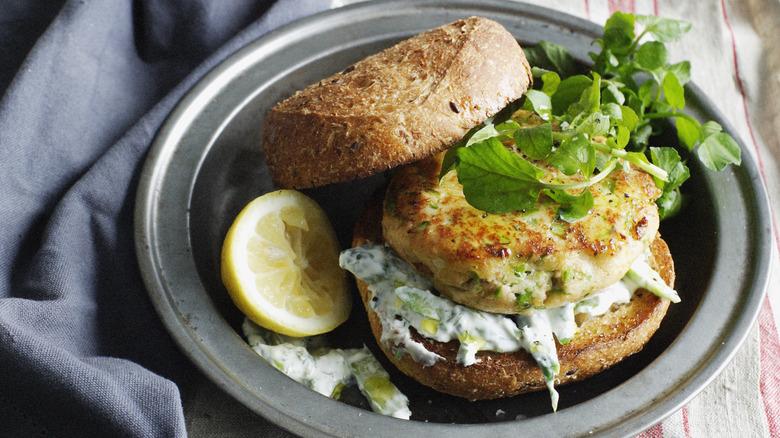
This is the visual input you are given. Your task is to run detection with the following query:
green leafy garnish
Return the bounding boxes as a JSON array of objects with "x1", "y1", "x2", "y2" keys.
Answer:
[
  {"x1": 443, "y1": 12, "x2": 741, "y2": 221},
  {"x1": 514, "y1": 122, "x2": 553, "y2": 160},
  {"x1": 544, "y1": 189, "x2": 594, "y2": 223},
  {"x1": 455, "y1": 137, "x2": 544, "y2": 214},
  {"x1": 524, "y1": 40, "x2": 579, "y2": 79}
]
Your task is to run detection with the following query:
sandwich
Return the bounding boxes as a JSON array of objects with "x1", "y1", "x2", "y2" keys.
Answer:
[{"x1": 262, "y1": 16, "x2": 679, "y2": 410}]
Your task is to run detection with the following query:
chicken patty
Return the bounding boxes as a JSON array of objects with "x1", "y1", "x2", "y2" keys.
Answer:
[{"x1": 382, "y1": 151, "x2": 661, "y2": 314}]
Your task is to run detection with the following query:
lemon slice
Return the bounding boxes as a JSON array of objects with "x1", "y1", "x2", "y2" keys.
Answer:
[{"x1": 221, "y1": 190, "x2": 350, "y2": 337}]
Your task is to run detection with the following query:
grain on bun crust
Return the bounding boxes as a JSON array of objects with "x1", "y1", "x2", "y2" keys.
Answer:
[
  {"x1": 351, "y1": 190, "x2": 675, "y2": 401},
  {"x1": 262, "y1": 16, "x2": 533, "y2": 189}
]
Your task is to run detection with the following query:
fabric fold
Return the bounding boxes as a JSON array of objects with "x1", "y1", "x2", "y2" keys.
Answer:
[{"x1": 0, "y1": 0, "x2": 331, "y2": 436}]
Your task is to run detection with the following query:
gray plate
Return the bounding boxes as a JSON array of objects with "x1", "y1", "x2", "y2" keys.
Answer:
[{"x1": 134, "y1": 1, "x2": 773, "y2": 437}]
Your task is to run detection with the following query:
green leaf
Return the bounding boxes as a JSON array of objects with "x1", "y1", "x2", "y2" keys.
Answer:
[
  {"x1": 662, "y1": 72, "x2": 685, "y2": 110},
  {"x1": 439, "y1": 124, "x2": 483, "y2": 180},
  {"x1": 568, "y1": 73, "x2": 602, "y2": 116},
  {"x1": 440, "y1": 147, "x2": 462, "y2": 180},
  {"x1": 600, "y1": 102, "x2": 623, "y2": 123},
  {"x1": 594, "y1": 152, "x2": 612, "y2": 172},
  {"x1": 601, "y1": 82, "x2": 625, "y2": 105},
  {"x1": 490, "y1": 97, "x2": 526, "y2": 125},
  {"x1": 697, "y1": 132, "x2": 742, "y2": 171},
  {"x1": 592, "y1": 48, "x2": 620, "y2": 76},
  {"x1": 650, "y1": 98, "x2": 673, "y2": 115},
  {"x1": 551, "y1": 75, "x2": 592, "y2": 115},
  {"x1": 656, "y1": 188, "x2": 685, "y2": 219},
  {"x1": 616, "y1": 125, "x2": 631, "y2": 148},
  {"x1": 466, "y1": 123, "x2": 501, "y2": 146},
  {"x1": 524, "y1": 40, "x2": 579, "y2": 79},
  {"x1": 575, "y1": 111, "x2": 610, "y2": 137},
  {"x1": 540, "y1": 71, "x2": 562, "y2": 96},
  {"x1": 544, "y1": 189, "x2": 594, "y2": 222},
  {"x1": 637, "y1": 80, "x2": 654, "y2": 110},
  {"x1": 605, "y1": 11, "x2": 637, "y2": 36},
  {"x1": 549, "y1": 133, "x2": 595, "y2": 176},
  {"x1": 675, "y1": 116, "x2": 700, "y2": 150},
  {"x1": 456, "y1": 138, "x2": 544, "y2": 214},
  {"x1": 522, "y1": 89, "x2": 553, "y2": 121},
  {"x1": 495, "y1": 120, "x2": 521, "y2": 134},
  {"x1": 631, "y1": 123, "x2": 653, "y2": 150},
  {"x1": 515, "y1": 123, "x2": 554, "y2": 160},
  {"x1": 603, "y1": 11, "x2": 636, "y2": 55},
  {"x1": 667, "y1": 61, "x2": 691, "y2": 85},
  {"x1": 636, "y1": 15, "x2": 692, "y2": 43},
  {"x1": 602, "y1": 27, "x2": 635, "y2": 56},
  {"x1": 650, "y1": 147, "x2": 690, "y2": 191},
  {"x1": 439, "y1": 119, "x2": 521, "y2": 181},
  {"x1": 620, "y1": 105, "x2": 639, "y2": 131},
  {"x1": 636, "y1": 41, "x2": 669, "y2": 71},
  {"x1": 699, "y1": 120, "x2": 723, "y2": 140},
  {"x1": 493, "y1": 121, "x2": 522, "y2": 145},
  {"x1": 625, "y1": 150, "x2": 653, "y2": 170}
]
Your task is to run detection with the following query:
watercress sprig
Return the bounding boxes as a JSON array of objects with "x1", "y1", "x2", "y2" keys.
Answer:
[
  {"x1": 441, "y1": 11, "x2": 741, "y2": 221},
  {"x1": 590, "y1": 12, "x2": 741, "y2": 170}
]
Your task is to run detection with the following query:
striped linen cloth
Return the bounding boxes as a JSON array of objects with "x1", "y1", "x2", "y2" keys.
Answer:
[{"x1": 184, "y1": 1, "x2": 780, "y2": 436}]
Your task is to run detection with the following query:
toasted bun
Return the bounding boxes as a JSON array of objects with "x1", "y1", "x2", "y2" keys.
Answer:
[
  {"x1": 262, "y1": 16, "x2": 532, "y2": 189},
  {"x1": 351, "y1": 191, "x2": 675, "y2": 401}
]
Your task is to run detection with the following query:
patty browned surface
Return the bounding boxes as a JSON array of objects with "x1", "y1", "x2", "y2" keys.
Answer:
[
  {"x1": 382, "y1": 152, "x2": 662, "y2": 314},
  {"x1": 353, "y1": 191, "x2": 674, "y2": 401},
  {"x1": 262, "y1": 16, "x2": 532, "y2": 189}
]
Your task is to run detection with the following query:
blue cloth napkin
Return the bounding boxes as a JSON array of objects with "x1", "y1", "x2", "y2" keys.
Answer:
[{"x1": 0, "y1": 1, "x2": 330, "y2": 436}]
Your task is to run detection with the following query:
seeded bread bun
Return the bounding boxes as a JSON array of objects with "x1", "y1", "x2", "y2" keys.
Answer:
[
  {"x1": 262, "y1": 16, "x2": 532, "y2": 189},
  {"x1": 350, "y1": 190, "x2": 675, "y2": 401}
]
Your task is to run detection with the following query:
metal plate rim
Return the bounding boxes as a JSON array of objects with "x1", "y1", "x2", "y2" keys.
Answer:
[{"x1": 134, "y1": 1, "x2": 774, "y2": 437}]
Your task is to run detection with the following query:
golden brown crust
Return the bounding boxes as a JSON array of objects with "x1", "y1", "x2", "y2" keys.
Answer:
[
  {"x1": 262, "y1": 16, "x2": 533, "y2": 189},
  {"x1": 382, "y1": 152, "x2": 661, "y2": 314},
  {"x1": 351, "y1": 190, "x2": 675, "y2": 401}
]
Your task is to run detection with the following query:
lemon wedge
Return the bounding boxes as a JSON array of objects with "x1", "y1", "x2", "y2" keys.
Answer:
[{"x1": 221, "y1": 190, "x2": 350, "y2": 337}]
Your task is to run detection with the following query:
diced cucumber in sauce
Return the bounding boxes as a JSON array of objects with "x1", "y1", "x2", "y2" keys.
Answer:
[
  {"x1": 339, "y1": 244, "x2": 676, "y2": 411},
  {"x1": 243, "y1": 320, "x2": 411, "y2": 420},
  {"x1": 347, "y1": 348, "x2": 412, "y2": 419}
]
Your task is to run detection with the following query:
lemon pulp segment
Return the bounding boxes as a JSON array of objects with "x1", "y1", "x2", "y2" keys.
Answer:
[{"x1": 221, "y1": 190, "x2": 350, "y2": 337}]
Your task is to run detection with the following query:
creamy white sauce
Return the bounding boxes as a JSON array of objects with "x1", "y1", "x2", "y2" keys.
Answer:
[
  {"x1": 243, "y1": 319, "x2": 411, "y2": 419},
  {"x1": 574, "y1": 280, "x2": 632, "y2": 319},
  {"x1": 339, "y1": 243, "x2": 646, "y2": 411},
  {"x1": 542, "y1": 303, "x2": 578, "y2": 344},
  {"x1": 625, "y1": 250, "x2": 681, "y2": 303},
  {"x1": 347, "y1": 348, "x2": 412, "y2": 419},
  {"x1": 244, "y1": 320, "x2": 353, "y2": 398}
]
